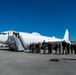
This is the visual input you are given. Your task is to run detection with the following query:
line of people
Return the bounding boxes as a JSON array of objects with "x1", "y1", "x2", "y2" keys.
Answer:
[
  {"x1": 29, "y1": 40, "x2": 76, "y2": 55},
  {"x1": 30, "y1": 42, "x2": 41, "y2": 53}
]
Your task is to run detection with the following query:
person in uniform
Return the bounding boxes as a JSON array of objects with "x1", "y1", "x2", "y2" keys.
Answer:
[
  {"x1": 48, "y1": 42, "x2": 52, "y2": 54},
  {"x1": 74, "y1": 43, "x2": 76, "y2": 54},
  {"x1": 54, "y1": 43, "x2": 58, "y2": 54},
  {"x1": 66, "y1": 43, "x2": 70, "y2": 54},
  {"x1": 58, "y1": 42, "x2": 61, "y2": 54},
  {"x1": 42, "y1": 40, "x2": 46, "y2": 54},
  {"x1": 62, "y1": 41, "x2": 67, "y2": 54}
]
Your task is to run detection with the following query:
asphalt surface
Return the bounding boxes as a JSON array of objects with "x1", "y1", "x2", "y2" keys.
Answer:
[{"x1": 0, "y1": 50, "x2": 76, "y2": 75}]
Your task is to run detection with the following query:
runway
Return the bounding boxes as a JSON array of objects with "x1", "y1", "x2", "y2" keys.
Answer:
[{"x1": 0, "y1": 50, "x2": 76, "y2": 75}]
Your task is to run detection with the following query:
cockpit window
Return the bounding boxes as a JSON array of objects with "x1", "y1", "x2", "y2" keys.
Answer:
[{"x1": 0, "y1": 33, "x2": 7, "y2": 35}]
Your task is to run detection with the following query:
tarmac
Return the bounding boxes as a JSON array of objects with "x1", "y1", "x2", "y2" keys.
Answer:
[{"x1": 0, "y1": 50, "x2": 76, "y2": 75}]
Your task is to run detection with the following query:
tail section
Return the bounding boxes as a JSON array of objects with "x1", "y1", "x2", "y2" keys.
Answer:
[{"x1": 63, "y1": 29, "x2": 69, "y2": 41}]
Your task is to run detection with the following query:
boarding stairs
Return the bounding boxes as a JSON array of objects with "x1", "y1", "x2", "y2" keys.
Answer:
[
  {"x1": 13, "y1": 34, "x2": 24, "y2": 51},
  {"x1": 18, "y1": 35, "x2": 27, "y2": 49}
]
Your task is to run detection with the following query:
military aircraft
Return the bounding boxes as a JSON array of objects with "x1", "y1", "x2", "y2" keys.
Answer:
[{"x1": 0, "y1": 29, "x2": 70, "y2": 51}]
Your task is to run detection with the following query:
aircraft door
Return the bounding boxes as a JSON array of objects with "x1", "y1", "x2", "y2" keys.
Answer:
[{"x1": 8, "y1": 30, "x2": 13, "y2": 37}]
